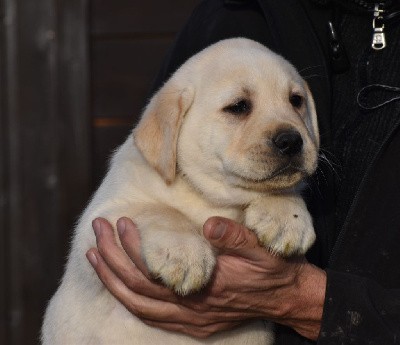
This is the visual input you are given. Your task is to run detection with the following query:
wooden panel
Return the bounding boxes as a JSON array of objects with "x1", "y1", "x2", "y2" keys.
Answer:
[
  {"x1": 0, "y1": 1, "x2": 9, "y2": 343},
  {"x1": 91, "y1": 0, "x2": 201, "y2": 35},
  {"x1": 1, "y1": 0, "x2": 90, "y2": 343},
  {"x1": 91, "y1": 37, "x2": 174, "y2": 120},
  {"x1": 90, "y1": 1, "x2": 201, "y2": 189},
  {"x1": 92, "y1": 124, "x2": 132, "y2": 187}
]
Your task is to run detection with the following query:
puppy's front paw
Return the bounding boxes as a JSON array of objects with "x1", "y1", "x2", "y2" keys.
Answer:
[
  {"x1": 142, "y1": 234, "x2": 216, "y2": 295},
  {"x1": 246, "y1": 197, "x2": 315, "y2": 256}
]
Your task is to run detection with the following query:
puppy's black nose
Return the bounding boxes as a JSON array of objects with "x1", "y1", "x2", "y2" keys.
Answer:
[{"x1": 272, "y1": 130, "x2": 303, "y2": 156}]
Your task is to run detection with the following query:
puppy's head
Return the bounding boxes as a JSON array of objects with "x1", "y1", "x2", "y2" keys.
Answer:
[{"x1": 135, "y1": 38, "x2": 319, "y2": 200}]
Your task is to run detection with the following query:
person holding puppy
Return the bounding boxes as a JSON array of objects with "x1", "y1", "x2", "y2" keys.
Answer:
[{"x1": 86, "y1": 0, "x2": 400, "y2": 344}]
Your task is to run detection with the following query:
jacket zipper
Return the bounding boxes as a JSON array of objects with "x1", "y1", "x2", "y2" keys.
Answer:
[
  {"x1": 326, "y1": 0, "x2": 400, "y2": 50},
  {"x1": 348, "y1": 0, "x2": 400, "y2": 50},
  {"x1": 329, "y1": 116, "x2": 400, "y2": 266},
  {"x1": 372, "y1": 3, "x2": 386, "y2": 49}
]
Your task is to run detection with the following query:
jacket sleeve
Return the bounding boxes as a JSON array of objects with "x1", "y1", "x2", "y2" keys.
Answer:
[{"x1": 318, "y1": 269, "x2": 400, "y2": 344}]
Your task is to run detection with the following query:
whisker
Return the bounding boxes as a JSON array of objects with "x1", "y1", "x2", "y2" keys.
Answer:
[
  {"x1": 317, "y1": 150, "x2": 342, "y2": 180},
  {"x1": 305, "y1": 172, "x2": 323, "y2": 199},
  {"x1": 298, "y1": 64, "x2": 324, "y2": 74},
  {"x1": 317, "y1": 164, "x2": 328, "y2": 182},
  {"x1": 302, "y1": 74, "x2": 327, "y2": 81}
]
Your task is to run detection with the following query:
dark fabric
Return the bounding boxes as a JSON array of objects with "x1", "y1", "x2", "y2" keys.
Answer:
[
  {"x1": 149, "y1": 0, "x2": 279, "y2": 95},
  {"x1": 320, "y1": 270, "x2": 400, "y2": 344},
  {"x1": 329, "y1": 115, "x2": 400, "y2": 282},
  {"x1": 148, "y1": 0, "x2": 400, "y2": 343},
  {"x1": 330, "y1": 10, "x2": 400, "y2": 248},
  {"x1": 320, "y1": 117, "x2": 400, "y2": 344},
  {"x1": 310, "y1": 0, "x2": 399, "y2": 12}
]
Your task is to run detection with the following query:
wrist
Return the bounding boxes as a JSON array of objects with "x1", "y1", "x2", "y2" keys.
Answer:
[{"x1": 277, "y1": 262, "x2": 327, "y2": 340}]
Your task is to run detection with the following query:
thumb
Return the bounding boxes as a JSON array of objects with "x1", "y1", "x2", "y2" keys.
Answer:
[{"x1": 203, "y1": 217, "x2": 267, "y2": 261}]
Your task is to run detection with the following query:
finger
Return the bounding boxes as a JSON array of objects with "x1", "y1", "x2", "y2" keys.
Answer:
[
  {"x1": 92, "y1": 217, "x2": 173, "y2": 300},
  {"x1": 116, "y1": 217, "x2": 151, "y2": 279},
  {"x1": 86, "y1": 247, "x2": 184, "y2": 321},
  {"x1": 93, "y1": 217, "x2": 140, "y2": 279},
  {"x1": 203, "y1": 217, "x2": 270, "y2": 261},
  {"x1": 87, "y1": 248, "x2": 235, "y2": 325}
]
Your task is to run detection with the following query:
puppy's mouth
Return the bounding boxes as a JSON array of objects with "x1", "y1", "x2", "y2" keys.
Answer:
[
  {"x1": 228, "y1": 161, "x2": 311, "y2": 193},
  {"x1": 268, "y1": 164, "x2": 307, "y2": 179},
  {"x1": 234, "y1": 164, "x2": 306, "y2": 183}
]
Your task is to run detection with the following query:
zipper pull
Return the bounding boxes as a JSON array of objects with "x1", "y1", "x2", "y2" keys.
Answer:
[
  {"x1": 372, "y1": 3, "x2": 386, "y2": 50},
  {"x1": 328, "y1": 21, "x2": 350, "y2": 73}
]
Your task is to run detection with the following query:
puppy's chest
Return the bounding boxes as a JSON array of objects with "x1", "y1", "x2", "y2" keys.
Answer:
[
  {"x1": 167, "y1": 182, "x2": 244, "y2": 227},
  {"x1": 183, "y1": 204, "x2": 243, "y2": 228}
]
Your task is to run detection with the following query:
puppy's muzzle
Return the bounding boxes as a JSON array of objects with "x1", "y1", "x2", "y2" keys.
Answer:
[
  {"x1": 272, "y1": 130, "x2": 303, "y2": 156},
  {"x1": 267, "y1": 129, "x2": 309, "y2": 180}
]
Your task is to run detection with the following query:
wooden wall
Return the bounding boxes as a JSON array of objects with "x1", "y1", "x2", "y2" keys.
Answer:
[
  {"x1": 0, "y1": 0, "x2": 90, "y2": 343},
  {"x1": 90, "y1": 0, "x2": 200, "y2": 185},
  {"x1": 0, "y1": 0, "x2": 199, "y2": 344}
]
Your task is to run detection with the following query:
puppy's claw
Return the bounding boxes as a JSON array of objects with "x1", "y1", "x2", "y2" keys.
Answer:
[
  {"x1": 246, "y1": 198, "x2": 315, "y2": 257},
  {"x1": 143, "y1": 236, "x2": 216, "y2": 295}
]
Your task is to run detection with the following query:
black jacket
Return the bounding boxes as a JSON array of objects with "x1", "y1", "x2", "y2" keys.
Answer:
[{"x1": 150, "y1": 1, "x2": 400, "y2": 343}]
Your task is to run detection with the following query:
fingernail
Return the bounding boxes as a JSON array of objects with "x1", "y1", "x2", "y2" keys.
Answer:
[
  {"x1": 117, "y1": 218, "x2": 126, "y2": 236},
  {"x1": 86, "y1": 251, "x2": 98, "y2": 267},
  {"x1": 211, "y1": 221, "x2": 227, "y2": 240},
  {"x1": 92, "y1": 219, "x2": 102, "y2": 237}
]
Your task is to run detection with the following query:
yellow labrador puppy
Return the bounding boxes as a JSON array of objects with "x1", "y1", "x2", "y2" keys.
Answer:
[{"x1": 42, "y1": 38, "x2": 319, "y2": 344}]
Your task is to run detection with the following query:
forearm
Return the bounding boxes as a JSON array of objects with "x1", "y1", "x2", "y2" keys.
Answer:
[{"x1": 265, "y1": 261, "x2": 326, "y2": 340}]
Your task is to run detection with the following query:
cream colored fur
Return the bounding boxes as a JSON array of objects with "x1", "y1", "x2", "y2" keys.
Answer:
[{"x1": 42, "y1": 38, "x2": 319, "y2": 345}]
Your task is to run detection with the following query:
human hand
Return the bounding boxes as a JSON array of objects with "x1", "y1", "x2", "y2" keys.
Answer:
[{"x1": 86, "y1": 216, "x2": 326, "y2": 340}]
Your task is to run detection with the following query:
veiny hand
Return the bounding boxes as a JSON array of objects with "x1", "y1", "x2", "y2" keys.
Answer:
[{"x1": 86, "y1": 216, "x2": 326, "y2": 340}]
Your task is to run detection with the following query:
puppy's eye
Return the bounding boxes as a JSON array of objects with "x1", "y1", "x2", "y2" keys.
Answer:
[
  {"x1": 223, "y1": 99, "x2": 252, "y2": 116},
  {"x1": 289, "y1": 94, "x2": 304, "y2": 108}
]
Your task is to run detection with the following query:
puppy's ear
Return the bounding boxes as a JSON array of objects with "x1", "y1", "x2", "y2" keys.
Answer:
[
  {"x1": 134, "y1": 81, "x2": 194, "y2": 184},
  {"x1": 305, "y1": 84, "x2": 319, "y2": 148}
]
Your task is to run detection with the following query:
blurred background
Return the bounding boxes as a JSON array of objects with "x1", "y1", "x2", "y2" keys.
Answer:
[{"x1": 0, "y1": 0, "x2": 200, "y2": 343}]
